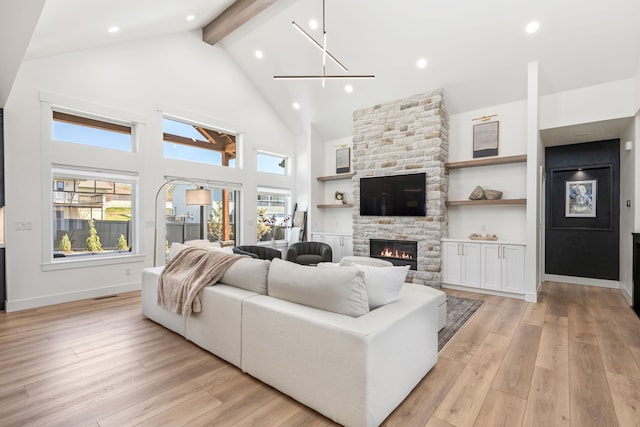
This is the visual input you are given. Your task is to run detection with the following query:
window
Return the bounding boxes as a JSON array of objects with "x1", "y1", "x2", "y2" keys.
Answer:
[
  {"x1": 257, "y1": 152, "x2": 287, "y2": 175},
  {"x1": 52, "y1": 111, "x2": 132, "y2": 152},
  {"x1": 52, "y1": 168, "x2": 136, "y2": 260},
  {"x1": 257, "y1": 188, "x2": 291, "y2": 241},
  {"x1": 163, "y1": 118, "x2": 236, "y2": 167},
  {"x1": 165, "y1": 182, "x2": 239, "y2": 247}
]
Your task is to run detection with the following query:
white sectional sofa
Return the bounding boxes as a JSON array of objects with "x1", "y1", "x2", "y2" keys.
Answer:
[{"x1": 141, "y1": 252, "x2": 446, "y2": 427}]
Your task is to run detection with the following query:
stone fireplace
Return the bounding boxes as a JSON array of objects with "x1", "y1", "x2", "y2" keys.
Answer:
[{"x1": 352, "y1": 89, "x2": 448, "y2": 286}]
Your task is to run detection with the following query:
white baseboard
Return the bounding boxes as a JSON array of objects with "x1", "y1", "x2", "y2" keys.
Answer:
[
  {"x1": 441, "y1": 284, "x2": 525, "y2": 301},
  {"x1": 620, "y1": 286, "x2": 633, "y2": 305},
  {"x1": 6, "y1": 281, "x2": 141, "y2": 312},
  {"x1": 543, "y1": 274, "x2": 620, "y2": 289}
]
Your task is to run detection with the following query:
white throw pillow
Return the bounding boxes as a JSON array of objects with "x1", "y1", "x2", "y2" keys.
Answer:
[
  {"x1": 184, "y1": 239, "x2": 222, "y2": 248},
  {"x1": 208, "y1": 246, "x2": 233, "y2": 254},
  {"x1": 168, "y1": 242, "x2": 187, "y2": 260},
  {"x1": 352, "y1": 264, "x2": 410, "y2": 309},
  {"x1": 219, "y1": 257, "x2": 270, "y2": 294},
  {"x1": 268, "y1": 258, "x2": 369, "y2": 317},
  {"x1": 339, "y1": 256, "x2": 393, "y2": 268}
]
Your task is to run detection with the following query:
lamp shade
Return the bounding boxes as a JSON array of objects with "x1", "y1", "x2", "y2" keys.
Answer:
[{"x1": 185, "y1": 187, "x2": 211, "y2": 206}]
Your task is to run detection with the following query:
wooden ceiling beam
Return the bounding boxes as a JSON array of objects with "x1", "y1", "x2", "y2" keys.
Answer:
[{"x1": 202, "y1": 0, "x2": 278, "y2": 45}]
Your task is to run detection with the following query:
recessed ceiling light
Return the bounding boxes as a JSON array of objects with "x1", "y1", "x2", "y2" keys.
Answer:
[
  {"x1": 345, "y1": 85, "x2": 353, "y2": 93},
  {"x1": 108, "y1": 26, "x2": 120, "y2": 33},
  {"x1": 186, "y1": 14, "x2": 195, "y2": 21},
  {"x1": 526, "y1": 21, "x2": 540, "y2": 34},
  {"x1": 309, "y1": 19, "x2": 318, "y2": 30},
  {"x1": 292, "y1": 102, "x2": 301, "y2": 110},
  {"x1": 417, "y1": 58, "x2": 428, "y2": 69},
  {"x1": 255, "y1": 50, "x2": 264, "y2": 59}
]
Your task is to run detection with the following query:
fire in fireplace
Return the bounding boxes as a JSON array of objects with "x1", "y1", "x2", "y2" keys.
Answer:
[
  {"x1": 379, "y1": 248, "x2": 414, "y2": 260},
  {"x1": 370, "y1": 239, "x2": 417, "y2": 270}
]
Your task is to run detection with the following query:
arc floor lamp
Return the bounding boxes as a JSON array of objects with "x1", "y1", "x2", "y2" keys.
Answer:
[{"x1": 153, "y1": 178, "x2": 211, "y2": 266}]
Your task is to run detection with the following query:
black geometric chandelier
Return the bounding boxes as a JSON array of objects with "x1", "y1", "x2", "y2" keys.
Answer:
[{"x1": 273, "y1": 0, "x2": 375, "y2": 86}]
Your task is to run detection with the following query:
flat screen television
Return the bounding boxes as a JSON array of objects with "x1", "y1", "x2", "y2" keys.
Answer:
[{"x1": 360, "y1": 173, "x2": 426, "y2": 216}]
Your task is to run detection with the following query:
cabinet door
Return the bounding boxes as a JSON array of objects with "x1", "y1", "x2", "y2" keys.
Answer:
[
  {"x1": 311, "y1": 233, "x2": 325, "y2": 243},
  {"x1": 329, "y1": 235, "x2": 342, "y2": 262},
  {"x1": 502, "y1": 245, "x2": 525, "y2": 294},
  {"x1": 461, "y1": 242, "x2": 481, "y2": 287},
  {"x1": 442, "y1": 242, "x2": 462, "y2": 285},
  {"x1": 481, "y1": 244, "x2": 502, "y2": 291},
  {"x1": 339, "y1": 235, "x2": 353, "y2": 262}
]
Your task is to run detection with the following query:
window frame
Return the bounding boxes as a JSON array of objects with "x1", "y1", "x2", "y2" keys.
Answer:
[
  {"x1": 162, "y1": 178, "x2": 241, "y2": 249},
  {"x1": 257, "y1": 187, "x2": 292, "y2": 243},
  {"x1": 162, "y1": 116, "x2": 238, "y2": 168},
  {"x1": 47, "y1": 166, "x2": 139, "y2": 268},
  {"x1": 257, "y1": 151, "x2": 289, "y2": 176},
  {"x1": 51, "y1": 109, "x2": 134, "y2": 152}
]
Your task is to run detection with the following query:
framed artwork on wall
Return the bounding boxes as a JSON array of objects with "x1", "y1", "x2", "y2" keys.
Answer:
[
  {"x1": 566, "y1": 179, "x2": 596, "y2": 217},
  {"x1": 473, "y1": 121, "x2": 499, "y2": 158},
  {"x1": 336, "y1": 147, "x2": 351, "y2": 174}
]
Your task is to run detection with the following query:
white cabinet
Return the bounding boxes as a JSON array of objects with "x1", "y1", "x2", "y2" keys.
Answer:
[
  {"x1": 442, "y1": 239, "x2": 525, "y2": 295},
  {"x1": 481, "y1": 243, "x2": 525, "y2": 294},
  {"x1": 311, "y1": 233, "x2": 353, "y2": 262},
  {"x1": 442, "y1": 241, "x2": 481, "y2": 287}
]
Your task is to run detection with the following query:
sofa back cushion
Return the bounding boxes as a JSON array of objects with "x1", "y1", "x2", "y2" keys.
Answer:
[
  {"x1": 267, "y1": 258, "x2": 369, "y2": 317},
  {"x1": 219, "y1": 257, "x2": 270, "y2": 294}
]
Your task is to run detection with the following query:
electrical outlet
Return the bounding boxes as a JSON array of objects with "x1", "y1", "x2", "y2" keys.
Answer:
[
  {"x1": 125, "y1": 268, "x2": 131, "y2": 276},
  {"x1": 15, "y1": 221, "x2": 32, "y2": 230}
]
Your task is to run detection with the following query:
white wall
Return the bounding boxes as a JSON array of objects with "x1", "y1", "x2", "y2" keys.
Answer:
[
  {"x1": 4, "y1": 31, "x2": 296, "y2": 311},
  {"x1": 447, "y1": 100, "x2": 528, "y2": 241},
  {"x1": 619, "y1": 120, "x2": 636, "y2": 302},
  {"x1": 312, "y1": 136, "x2": 353, "y2": 235},
  {"x1": 540, "y1": 79, "x2": 636, "y2": 130},
  {"x1": 306, "y1": 125, "x2": 325, "y2": 235}
]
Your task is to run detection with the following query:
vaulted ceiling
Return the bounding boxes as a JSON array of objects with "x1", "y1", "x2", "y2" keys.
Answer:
[{"x1": 3, "y1": 0, "x2": 640, "y2": 141}]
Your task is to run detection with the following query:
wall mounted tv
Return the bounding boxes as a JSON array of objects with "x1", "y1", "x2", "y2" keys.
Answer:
[{"x1": 360, "y1": 173, "x2": 426, "y2": 216}]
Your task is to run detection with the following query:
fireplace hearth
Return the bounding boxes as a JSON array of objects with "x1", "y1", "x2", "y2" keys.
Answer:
[{"x1": 370, "y1": 239, "x2": 417, "y2": 270}]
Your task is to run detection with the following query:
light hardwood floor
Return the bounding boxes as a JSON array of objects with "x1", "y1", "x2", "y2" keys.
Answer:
[{"x1": 1, "y1": 282, "x2": 639, "y2": 426}]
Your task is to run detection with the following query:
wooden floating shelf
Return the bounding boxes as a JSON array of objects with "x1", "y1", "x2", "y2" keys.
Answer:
[
  {"x1": 317, "y1": 172, "x2": 355, "y2": 181},
  {"x1": 446, "y1": 199, "x2": 527, "y2": 206},
  {"x1": 317, "y1": 203, "x2": 354, "y2": 209},
  {"x1": 445, "y1": 154, "x2": 527, "y2": 169}
]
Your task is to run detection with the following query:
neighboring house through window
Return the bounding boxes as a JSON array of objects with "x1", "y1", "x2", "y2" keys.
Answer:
[{"x1": 52, "y1": 168, "x2": 136, "y2": 260}]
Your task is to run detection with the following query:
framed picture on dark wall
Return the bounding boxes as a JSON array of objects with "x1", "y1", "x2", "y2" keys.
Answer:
[
  {"x1": 473, "y1": 121, "x2": 499, "y2": 158},
  {"x1": 566, "y1": 179, "x2": 596, "y2": 217}
]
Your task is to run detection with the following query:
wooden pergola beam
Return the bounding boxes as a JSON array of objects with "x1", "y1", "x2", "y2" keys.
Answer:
[
  {"x1": 163, "y1": 132, "x2": 236, "y2": 159},
  {"x1": 202, "y1": 0, "x2": 278, "y2": 45}
]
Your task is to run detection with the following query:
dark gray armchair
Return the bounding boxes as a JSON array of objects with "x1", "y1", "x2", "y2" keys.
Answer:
[
  {"x1": 286, "y1": 242, "x2": 333, "y2": 265},
  {"x1": 232, "y1": 245, "x2": 282, "y2": 261}
]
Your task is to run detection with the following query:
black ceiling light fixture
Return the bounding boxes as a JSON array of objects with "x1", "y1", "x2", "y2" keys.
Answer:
[{"x1": 273, "y1": 0, "x2": 374, "y2": 86}]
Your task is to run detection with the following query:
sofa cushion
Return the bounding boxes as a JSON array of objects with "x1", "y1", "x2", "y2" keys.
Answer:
[
  {"x1": 168, "y1": 242, "x2": 187, "y2": 260},
  {"x1": 267, "y1": 258, "x2": 369, "y2": 317},
  {"x1": 352, "y1": 264, "x2": 410, "y2": 309},
  {"x1": 169, "y1": 241, "x2": 230, "y2": 261},
  {"x1": 219, "y1": 257, "x2": 271, "y2": 294},
  {"x1": 340, "y1": 256, "x2": 393, "y2": 268}
]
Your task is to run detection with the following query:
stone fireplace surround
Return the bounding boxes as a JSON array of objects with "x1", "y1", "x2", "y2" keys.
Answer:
[{"x1": 352, "y1": 89, "x2": 449, "y2": 286}]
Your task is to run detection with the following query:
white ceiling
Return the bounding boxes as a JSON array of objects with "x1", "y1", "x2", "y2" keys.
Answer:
[{"x1": 5, "y1": 0, "x2": 640, "y2": 142}]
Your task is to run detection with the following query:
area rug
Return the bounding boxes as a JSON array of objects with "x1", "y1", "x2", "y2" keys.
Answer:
[{"x1": 438, "y1": 295, "x2": 484, "y2": 352}]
